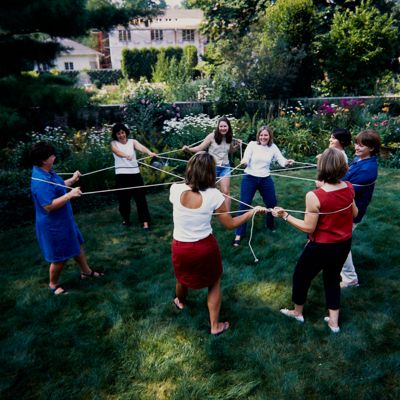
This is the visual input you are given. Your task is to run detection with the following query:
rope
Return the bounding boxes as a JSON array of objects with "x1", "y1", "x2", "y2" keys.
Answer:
[
  {"x1": 82, "y1": 180, "x2": 182, "y2": 195},
  {"x1": 137, "y1": 139, "x2": 204, "y2": 161}
]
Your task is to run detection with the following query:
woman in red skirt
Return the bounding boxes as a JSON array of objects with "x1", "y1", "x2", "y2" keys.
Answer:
[{"x1": 170, "y1": 152, "x2": 264, "y2": 336}]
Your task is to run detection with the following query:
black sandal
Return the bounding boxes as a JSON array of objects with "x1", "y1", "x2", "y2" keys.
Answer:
[
  {"x1": 80, "y1": 270, "x2": 104, "y2": 280},
  {"x1": 49, "y1": 284, "x2": 68, "y2": 295}
]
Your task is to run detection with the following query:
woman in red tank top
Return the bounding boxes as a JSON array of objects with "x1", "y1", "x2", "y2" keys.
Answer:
[{"x1": 272, "y1": 148, "x2": 358, "y2": 333}]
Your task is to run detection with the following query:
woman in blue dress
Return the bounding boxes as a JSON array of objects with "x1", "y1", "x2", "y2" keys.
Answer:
[{"x1": 30, "y1": 142, "x2": 103, "y2": 295}]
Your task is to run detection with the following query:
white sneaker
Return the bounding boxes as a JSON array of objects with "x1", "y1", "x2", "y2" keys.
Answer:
[
  {"x1": 280, "y1": 308, "x2": 304, "y2": 323},
  {"x1": 340, "y1": 280, "x2": 359, "y2": 288},
  {"x1": 324, "y1": 317, "x2": 340, "y2": 333}
]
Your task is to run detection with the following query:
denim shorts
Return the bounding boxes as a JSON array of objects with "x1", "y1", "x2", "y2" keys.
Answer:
[{"x1": 216, "y1": 164, "x2": 231, "y2": 178}]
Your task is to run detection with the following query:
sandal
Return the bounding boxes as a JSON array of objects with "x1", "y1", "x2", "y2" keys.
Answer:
[
  {"x1": 232, "y1": 239, "x2": 241, "y2": 247},
  {"x1": 80, "y1": 270, "x2": 104, "y2": 280},
  {"x1": 49, "y1": 284, "x2": 68, "y2": 295},
  {"x1": 211, "y1": 321, "x2": 230, "y2": 336}
]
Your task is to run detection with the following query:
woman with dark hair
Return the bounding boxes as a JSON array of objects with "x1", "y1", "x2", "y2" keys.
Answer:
[
  {"x1": 317, "y1": 128, "x2": 352, "y2": 163},
  {"x1": 170, "y1": 152, "x2": 265, "y2": 336},
  {"x1": 111, "y1": 123, "x2": 157, "y2": 229},
  {"x1": 182, "y1": 116, "x2": 241, "y2": 211},
  {"x1": 30, "y1": 142, "x2": 103, "y2": 295},
  {"x1": 340, "y1": 129, "x2": 381, "y2": 288},
  {"x1": 233, "y1": 125, "x2": 294, "y2": 246},
  {"x1": 273, "y1": 148, "x2": 358, "y2": 333}
]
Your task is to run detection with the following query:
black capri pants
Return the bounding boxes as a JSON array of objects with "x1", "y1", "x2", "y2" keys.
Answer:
[
  {"x1": 292, "y1": 238, "x2": 352, "y2": 310},
  {"x1": 115, "y1": 173, "x2": 151, "y2": 224}
]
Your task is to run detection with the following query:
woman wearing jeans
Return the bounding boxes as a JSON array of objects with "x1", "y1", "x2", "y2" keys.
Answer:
[
  {"x1": 233, "y1": 126, "x2": 294, "y2": 246},
  {"x1": 182, "y1": 116, "x2": 241, "y2": 211}
]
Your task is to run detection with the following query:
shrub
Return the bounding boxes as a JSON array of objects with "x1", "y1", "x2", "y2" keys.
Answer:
[
  {"x1": 123, "y1": 79, "x2": 180, "y2": 144},
  {"x1": 161, "y1": 113, "x2": 239, "y2": 149},
  {"x1": 87, "y1": 70, "x2": 123, "y2": 87}
]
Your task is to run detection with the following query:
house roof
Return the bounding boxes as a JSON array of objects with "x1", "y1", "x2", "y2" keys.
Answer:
[
  {"x1": 58, "y1": 38, "x2": 102, "y2": 56},
  {"x1": 126, "y1": 8, "x2": 204, "y2": 29}
]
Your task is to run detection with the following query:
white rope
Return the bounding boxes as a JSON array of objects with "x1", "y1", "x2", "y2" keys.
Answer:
[
  {"x1": 31, "y1": 177, "x2": 72, "y2": 190},
  {"x1": 156, "y1": 155, "x2": 189, "y2": 163},
  {"x1": 82, "y1": 180, "x2": 182, "y2": 195},
  {"x1": 216, "y1": 161, "x2": 244, "y2": 183},
  {"x1": 81, "y1": 166, "x2": 115, "y2": 177},
  {"x1": 136, "y1": 160, "x2": 183, "y2": 180},
  {"x1": 284, "y1": 202, "x2": 353, "y2": 215},
  {"x1": 137, "y1": 139, "x2": 204, "y2": 161}
]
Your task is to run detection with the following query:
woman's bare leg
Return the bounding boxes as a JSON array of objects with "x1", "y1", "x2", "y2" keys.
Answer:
[
  {"x1": 218, "y1": 177, "x2": 231, "y2": 211},
  {"x1": 208, "y1": 278, "x2": 229, "y2": 334}
]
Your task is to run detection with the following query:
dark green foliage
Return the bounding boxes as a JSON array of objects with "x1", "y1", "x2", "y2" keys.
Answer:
[
  {"x1": 164, "y1": 46, "x2": 184, "y2": 62},
  {"x1": 123, "y1": 80, "x2": 180, "y2": 139},
  {"x1": 185, "y1": 0, "x2": 271, "y2": 41},
  {"x1": 0, "y1": 74, "x2": 89, "y2": 147},
  {"x1": 182, "y1": 45, "x2": 198, "y2": 80},
  {"x1": 87, "y1": 69, "x2": 123, "y2": 87},
  {"x1": 319, "y1": 0, "x2": 399, "y2": 95},
  {"x1": 0, "y1": 0, "x2": 160, "y2": 144},
  {"x1": 121, "y1": 47, "x2": 159, "y2": 80},
  {"x1": 0, "y1": 167, "x2": 399, "y2": 398},
  {"x1": 122, "y1": 46, "x2": 185, "y2": 81}
]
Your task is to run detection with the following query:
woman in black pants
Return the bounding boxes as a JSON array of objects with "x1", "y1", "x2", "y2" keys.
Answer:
[
  {"x1": 111, "y1": 123, "x2": 156, "y2": 229},
  {"x1": 272, "y1": 148, "x2": 358, "y2": 333}
]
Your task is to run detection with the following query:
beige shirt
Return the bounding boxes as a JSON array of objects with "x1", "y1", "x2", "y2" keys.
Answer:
[{"x1": 204, "y1": 133, "x2": 231, "y2": 166}]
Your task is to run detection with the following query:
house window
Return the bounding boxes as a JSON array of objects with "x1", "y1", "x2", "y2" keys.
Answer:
[
  {"x1": 118, "y1": 30, "x2": 131, "y2": 41},
  {"x1": 151, "y1": 29, "x2": 163, "y2": 41},
  {"x1": 64, "y1": 62, "x2": 74, "y2": 71},
  {"x1": 182, "y1": 29, "x2": 195, "y2": 42}
]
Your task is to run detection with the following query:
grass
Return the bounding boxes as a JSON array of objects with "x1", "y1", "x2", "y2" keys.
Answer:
[{"x1": 0, "y1": 167, "x2": 399, "y2": 399}]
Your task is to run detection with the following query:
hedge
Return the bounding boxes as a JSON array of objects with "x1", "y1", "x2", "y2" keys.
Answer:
[
  {"x1": 87, "y1": 69, "x2": 122, "y2": 87},
  {"x1": 121, "y1": 46, "x2": 187, "y2": 81}
]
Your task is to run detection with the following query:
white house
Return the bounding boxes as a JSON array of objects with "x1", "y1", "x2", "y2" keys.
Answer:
[
  {"x1": 52, "y1": 38, "x2": 102, "y2": 71},
  {"x1": 107, "y1": 9, "x2": 206, "y2": 69}
]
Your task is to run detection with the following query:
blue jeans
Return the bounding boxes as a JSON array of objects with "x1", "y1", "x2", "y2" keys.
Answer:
[
  {"x1": 235, "y1": 174, "x2": 277, "y2": 236},
  {"x1": 216, "y1": 164, "x2": 231, "y2": 178}
]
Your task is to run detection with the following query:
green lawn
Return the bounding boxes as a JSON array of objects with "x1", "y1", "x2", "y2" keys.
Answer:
[{"x1": 1, "y1": 167, "x2": 399, "y2": 399}]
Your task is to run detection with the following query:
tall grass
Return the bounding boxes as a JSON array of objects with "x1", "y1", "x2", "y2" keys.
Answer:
[{"x1": 0, "y1": 167, "x2": 399, "y2": 399}]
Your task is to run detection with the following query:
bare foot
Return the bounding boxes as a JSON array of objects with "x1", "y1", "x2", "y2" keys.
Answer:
[
  {"x1": 211, "y1": 321, "x2": 230, "y2": 336},
  {"x1": 173, "y1": 297, "x2": 184, "y2": 310}
]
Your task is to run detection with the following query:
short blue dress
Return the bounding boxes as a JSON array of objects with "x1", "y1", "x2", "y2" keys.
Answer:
[{"x1": 31, "y1": 166, "x2": 84, "y2": 263}]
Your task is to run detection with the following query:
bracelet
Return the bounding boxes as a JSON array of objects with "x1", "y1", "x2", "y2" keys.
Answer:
[{"x1": 283, "y1": 214, "x2": 289, "y2": 221}]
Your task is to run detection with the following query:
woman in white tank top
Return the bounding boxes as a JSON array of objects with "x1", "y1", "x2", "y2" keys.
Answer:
[
  {"x1": 111, "y1": 123, "x2": 157, "y2": 229},
  {"x1": 182, "y1": 116, "x2": 241, "y2": 211}
]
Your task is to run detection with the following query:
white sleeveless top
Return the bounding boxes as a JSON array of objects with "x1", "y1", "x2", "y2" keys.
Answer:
[
  {"x1": 169, "y1": 183, "x2": 225, "y2": 242},
  {"x1": 112, "y1": 139, "x2": 140, "y2": 174},
  {"x1": 206, "y1": 133, "x2": 231, "y2": 166}
]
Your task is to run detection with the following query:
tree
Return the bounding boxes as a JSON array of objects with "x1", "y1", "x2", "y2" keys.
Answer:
[
  {"x1": 215, "y1": 0, "x2": 315, "y2": 99},
  {"x1": 319, "y1": 0, "x2": 399, "y2": 94},
  {"x1": 0, "y1": 0, "x2": 160, "y2": 145},
  {"x1": 184, "y1": 0, "x2": 271, "y2": 41},
  {"x1": 263, "y1": 0, "x2": 315, "y2": 96}
]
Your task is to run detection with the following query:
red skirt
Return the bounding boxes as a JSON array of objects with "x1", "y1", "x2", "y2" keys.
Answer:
[{"x1": 172, "y1": 234, "x2": 222, "y2": 289}]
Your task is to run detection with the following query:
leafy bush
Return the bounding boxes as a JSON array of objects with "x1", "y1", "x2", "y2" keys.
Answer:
[
  {"x1": 123, "y1": 79, "x2": 180, "y2": 142},
  {"x1": 122, "y1": 48, "x2": 159, "y2": 81},
  {"x1": 122, "y1": 46, "x2": 186, "y2": 81},
  {"x1": 161, "y1": 113, "x2": 239, "y2": 149},
  {"x1": 87, "y1": 70, "x2": 123, "y2": 87}
]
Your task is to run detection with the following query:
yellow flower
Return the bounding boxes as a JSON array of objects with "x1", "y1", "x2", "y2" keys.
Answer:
[
  {"x1": 382, "y1": 107, "x2": 389, "y2": 113},
  {"x1": 295, "y1": 122, "x2": 301, "y2": 128},
  {"x1": 343, "y1": 108, "x2": 349, "y2": 113},
  {"x1": 279, "y1": 111, "x2": 285, "y2": 117}
]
